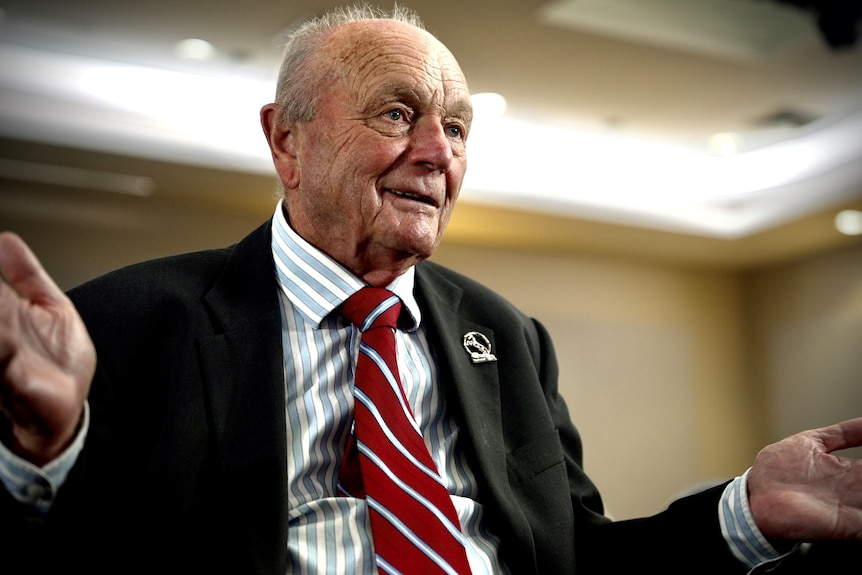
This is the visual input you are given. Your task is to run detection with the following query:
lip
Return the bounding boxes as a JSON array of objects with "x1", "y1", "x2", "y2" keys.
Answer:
[{"x1": 384, "y1": 187, "x2": 439, "y2": 208}]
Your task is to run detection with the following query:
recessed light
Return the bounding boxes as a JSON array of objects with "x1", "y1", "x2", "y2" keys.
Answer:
[
  {"x1": 471, "y1": 92, "x2": 507, "y2": 121},
  {"x1": 834, "y1": 210, "x2": 862, "y2": 236},
  {"x1": 174, "y1": 38, "x2": 216, "y2": 61},
  {"x1": 708, "y1": 132, "x2": 743, "y2": 156}
]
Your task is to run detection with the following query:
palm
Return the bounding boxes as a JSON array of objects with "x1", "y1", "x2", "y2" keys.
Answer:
[
  {"x1": 748, "y1": 418, "x2": 862, "y2": 541},
  {"x1": 0, "y1": 233, "x2": 94, "y2": 465}
]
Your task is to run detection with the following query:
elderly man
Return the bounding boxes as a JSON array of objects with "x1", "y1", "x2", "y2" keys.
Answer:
[{"x1": 1, "y1": 5, "x2": 860, "y2": 574}]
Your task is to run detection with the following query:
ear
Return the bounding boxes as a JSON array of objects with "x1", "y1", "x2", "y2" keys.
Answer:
[{"x1": 260, "y1": 103, "x2": 300, "y2": 189}]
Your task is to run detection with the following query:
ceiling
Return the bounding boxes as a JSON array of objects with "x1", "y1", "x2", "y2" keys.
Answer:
[{"x1": 1, "y1": 0, "x2": 862, "y2": 276}]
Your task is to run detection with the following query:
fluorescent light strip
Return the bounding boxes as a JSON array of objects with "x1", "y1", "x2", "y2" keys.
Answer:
[{"x1": 0, "y1": 158, "x2": 155, "y2": 196}]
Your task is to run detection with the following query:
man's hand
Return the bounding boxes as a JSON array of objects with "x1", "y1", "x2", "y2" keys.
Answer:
[
  {"x1": 0, "y1": 232, "x2": 95, "y2": 466},
  {"x1": 748, "y1": 417, "x2": 862, "y2": 542}
]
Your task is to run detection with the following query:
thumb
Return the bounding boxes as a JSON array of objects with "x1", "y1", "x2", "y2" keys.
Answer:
[
  {"x1": 816, "y1": 417, "x2": 862, "y2": 454},
  {"x1": 0, "y1": 232, "x2": 66, "y2": 304}
]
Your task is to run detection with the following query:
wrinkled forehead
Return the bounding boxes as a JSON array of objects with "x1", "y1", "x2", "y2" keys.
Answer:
[{"x1": 323, "y1": 19, "x2": 471, "y2": 113}]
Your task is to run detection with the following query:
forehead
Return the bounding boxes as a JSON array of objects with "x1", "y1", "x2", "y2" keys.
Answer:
[{"x1": 323, "y1": 20, "x2": 471, "y2": 113}]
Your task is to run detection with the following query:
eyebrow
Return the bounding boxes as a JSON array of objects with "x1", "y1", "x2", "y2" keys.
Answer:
[{"x1": 447, "y1": 98, "x2": 473, "y2": 124}]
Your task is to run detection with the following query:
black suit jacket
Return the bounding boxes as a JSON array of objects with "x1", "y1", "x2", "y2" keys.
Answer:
[{"x1": 2, "y1": 221, "x2": 751, "y2": 574}]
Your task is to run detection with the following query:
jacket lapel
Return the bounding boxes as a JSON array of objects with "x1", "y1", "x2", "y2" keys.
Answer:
[
  {"x1": 416, "y1": 270, "x2": 505, "y2": 480},
  {"x1": 415, "y1": 264, "x2": 537, "y2": 569},
  {"x1": 197, "y1": 223, "x2": 289, "y2": 571}
]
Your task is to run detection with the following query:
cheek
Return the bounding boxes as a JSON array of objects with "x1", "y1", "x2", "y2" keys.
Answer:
[
  {"x1": 435, "y1": 204, "x2": 455, "y2": 238},
  {"x1": 446, "y1": 161, "x2": 466, "y2": 202},
  {"x1": 335, "y1": 140, "x2": 395, "y2": 191}
]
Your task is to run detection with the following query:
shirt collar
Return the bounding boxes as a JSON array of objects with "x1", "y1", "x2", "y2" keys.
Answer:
[{"x1": 270, "y1": 200, "x2": 421, "y2": 330}]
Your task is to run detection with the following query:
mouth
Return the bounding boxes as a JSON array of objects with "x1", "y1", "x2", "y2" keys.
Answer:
[{"x1": 385, "y1": 188, "x2": 438, "y2": 207}]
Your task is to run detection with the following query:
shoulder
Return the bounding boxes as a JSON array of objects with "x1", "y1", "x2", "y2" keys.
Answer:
[
  {"x1": 415, "y1": 259, "x2": 537, "y2": 331},
  {"x1": 66, "y1": 248, "x2": 234, "y2": 345},
  {"x1": 417, "y1": 259, "x2": 515, "y2": 303},
  {"x1": 68, "y1": 221, "x2": 273, "y2": 330},
  {"x1": 70, "y1": 247, "x2": 230, "y2": 308}
]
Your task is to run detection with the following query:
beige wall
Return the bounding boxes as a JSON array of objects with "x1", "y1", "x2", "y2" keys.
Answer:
[{"x1": 744, "y1": 243, "x2": 862, "y2": 456}]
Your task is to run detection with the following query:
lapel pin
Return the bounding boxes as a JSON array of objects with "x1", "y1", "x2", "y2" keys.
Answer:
[{"x1": 462, "y1": 331, "x2": 497, "y2": 364}]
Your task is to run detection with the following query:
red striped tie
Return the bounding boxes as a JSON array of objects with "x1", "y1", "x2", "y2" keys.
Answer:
[{"x1": 339, "y1": 287, "x2": 472, "y2": 575}]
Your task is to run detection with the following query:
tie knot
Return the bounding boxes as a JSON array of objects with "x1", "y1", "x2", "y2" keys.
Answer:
[{"x1": 343, "y1": 287, "x2": 401, "y2": 332}]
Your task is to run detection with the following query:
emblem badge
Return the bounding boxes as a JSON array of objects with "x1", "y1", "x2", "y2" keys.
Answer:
[{"x1": 462, "y1": 331, "x2": 497, "y2": 364}]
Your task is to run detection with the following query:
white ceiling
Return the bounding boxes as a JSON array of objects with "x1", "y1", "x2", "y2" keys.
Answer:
[{"x1": 1, "y1": 0, "x2": 861, "y2": 239}]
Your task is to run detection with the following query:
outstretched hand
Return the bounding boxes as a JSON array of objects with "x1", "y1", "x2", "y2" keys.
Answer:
[
  {"x1": 0, "y1": 232, "x2": 94, "y2": 466},
  {"x1": 748, "y1": 417, "x2": 862, "y2": 542}
]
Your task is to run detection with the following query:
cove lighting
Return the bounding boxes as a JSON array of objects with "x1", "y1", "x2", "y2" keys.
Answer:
[
  {"x1": 465, "y1": 115, "x2": 816, "y2": 202},
  {"x1": 74, "y1": 58, "x2": 274, "y2": 164}
]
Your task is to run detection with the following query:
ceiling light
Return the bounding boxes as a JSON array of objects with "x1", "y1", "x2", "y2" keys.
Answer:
[
  {"x1": 174, "y1": 38, "x2": 216, "y2": 61},
  {"x1": 470, "y1": 92, "x2": 507, "y2": 123},
  {"x1": 708, "y1": 132, "x2": 742, "y2": 156},
  {"x1": 834, "y1": 210, "x2": 862, "y2": 236}
]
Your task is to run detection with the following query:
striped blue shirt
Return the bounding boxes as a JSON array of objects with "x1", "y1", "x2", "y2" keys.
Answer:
[{"x1": 270, "y1": 201, "x2": 505, "y2": 574}]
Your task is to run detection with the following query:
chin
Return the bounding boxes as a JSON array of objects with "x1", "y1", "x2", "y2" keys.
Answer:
[
  {"x1": 392, "y1": 237, "x2": 439, "y2": 262},
  {"x1": 389, "y1": 224, "x2": 442, "y2": 255}
]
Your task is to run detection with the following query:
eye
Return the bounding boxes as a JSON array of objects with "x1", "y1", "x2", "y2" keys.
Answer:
[
  {"x1": 384, "y1": 108, "x2": 408, "y2": 122},
  {"x1": 445, "y1": 124, "x2": 465, "y2": 140}
]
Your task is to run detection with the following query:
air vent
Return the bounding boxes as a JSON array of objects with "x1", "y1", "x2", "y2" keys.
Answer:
[
  {"x1": 538, "y1": 0, "x2": 814, "y2": 61},
  {"x1": 750, "y1": 107, "x2": 820, "y2": 129}
]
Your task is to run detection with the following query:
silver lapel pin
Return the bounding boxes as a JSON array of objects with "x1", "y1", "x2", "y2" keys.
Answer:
[{"x1": 462, "y1": 331, "x2": 497, "y2": 364}]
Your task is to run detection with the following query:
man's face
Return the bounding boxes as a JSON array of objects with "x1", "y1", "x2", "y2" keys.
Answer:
[{"x1": 283, "y1": 20, "x2": 472, "y2": 283}]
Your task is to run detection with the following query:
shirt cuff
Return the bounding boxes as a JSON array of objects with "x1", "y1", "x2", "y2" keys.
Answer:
[
  {"x1": 0, "y1": 401, "x2": 89, "y2": 515},
  {"x1": 719, "y1": 468, "x2": 800, "y2": 572}
]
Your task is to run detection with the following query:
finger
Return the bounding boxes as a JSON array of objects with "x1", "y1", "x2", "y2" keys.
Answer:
[
  {"x1": 0, "y1": 232, "x2": 66, "y2": 304},
  {"x1": 815, "y1": 417, "x2": 862, "y2": 454}
]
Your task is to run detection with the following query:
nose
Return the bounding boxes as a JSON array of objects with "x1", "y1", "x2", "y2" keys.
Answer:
[{"x1": 409, "y1": 117, "x2": 453, "y2": 172}]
